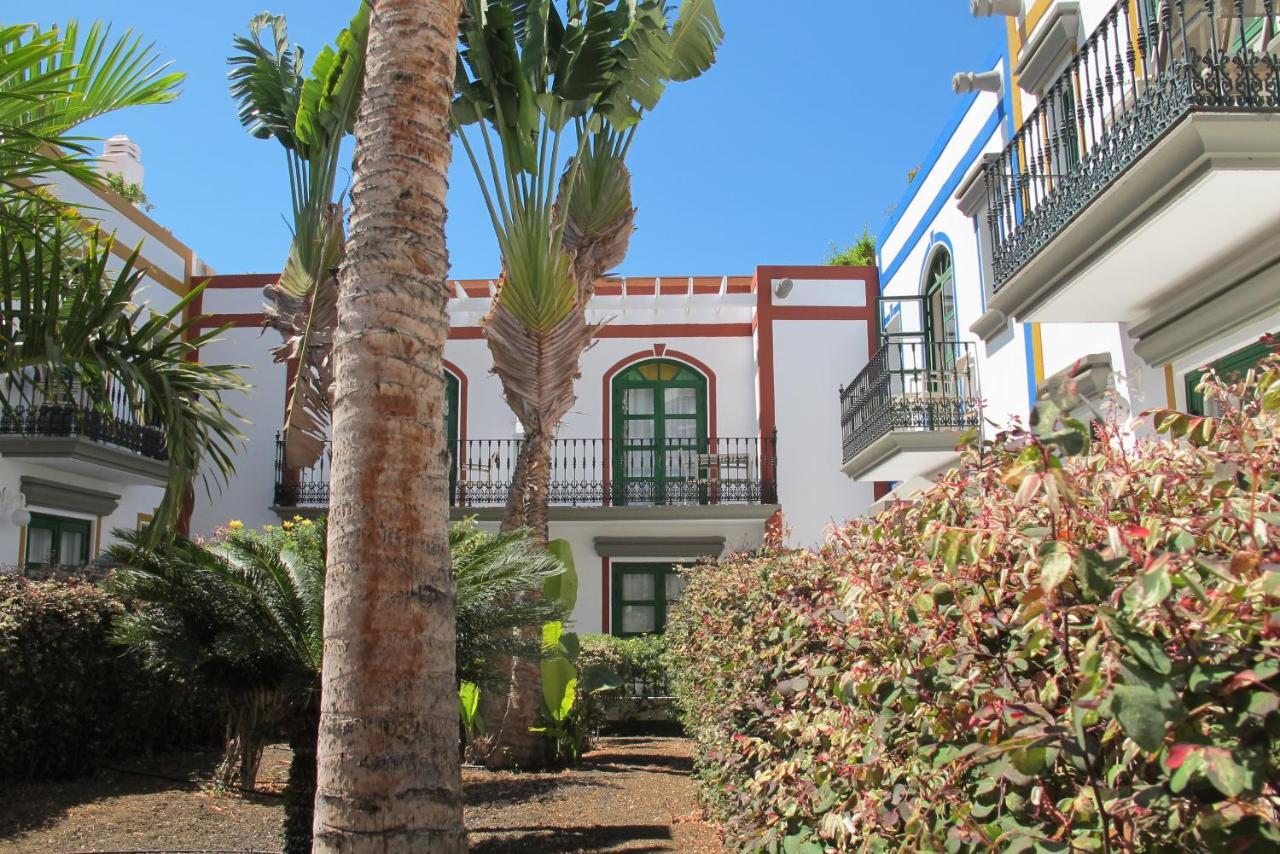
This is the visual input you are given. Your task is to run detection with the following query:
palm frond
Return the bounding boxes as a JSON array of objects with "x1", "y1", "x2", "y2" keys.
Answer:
[
  {"x1": 0, "y1": 210, "x2": 246, "y2": 536},
  {"x1": 0, "y1": 21, "x2": 183, "y2": 197}
]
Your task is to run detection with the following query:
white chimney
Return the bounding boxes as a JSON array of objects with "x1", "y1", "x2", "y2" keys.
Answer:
[
  {"x1": 971, "y1": 0, "x2": 1022, "y2": 17},
  {"x1": 98, "y1": 135, "x2": 145, "y2": 190}
]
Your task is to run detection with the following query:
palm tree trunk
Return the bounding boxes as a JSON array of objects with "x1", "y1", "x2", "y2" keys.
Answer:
[
  {"x1": 283, "y1": 693, "x2": 320, "y2": 854},
  {"x1": 479, "y1": 425, "x2": 553, "y2": 769},
  {"x1": 313, "y1": 1, "x2": 465, "y2": 851}
]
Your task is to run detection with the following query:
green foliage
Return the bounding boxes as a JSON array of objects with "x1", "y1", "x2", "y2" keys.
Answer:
[
  {"x1": 0, "y1": 576, "x2": 220, "y2": 782},
  {"x1": 103, "y1": 172, "x2": 154, "y2": 211},
  {"x1": 459, "y1": 680, "x2": 485, "y2": 745},
  {"x1": 452, "y1": 520, "x2": 570, "y2": 686},
  {"x1": 537, "y1": 539, "x2": 589, "y2": 762},
  {"x1": 669, "y1": 348, "x2": 1280, "y2": 851},
  {"x1": 227, "y1": 7, "x2": 369, "y2": 468},
  {"x1": 0, "y1": 20, "x2": 182, "y2": 225},
  {"x1": 578, "y1": 632, "x2": 671, "y2": 723},
  {"x1": 826, "y1": 225, "x2": 876, "y2": 267}
]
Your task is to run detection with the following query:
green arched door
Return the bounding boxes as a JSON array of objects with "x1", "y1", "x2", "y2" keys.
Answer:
[
  {"x1": 612, "y1": 360, "x2": 708, "y2": 505},
  {"x1": 445, "y1": 371, "x2": 460, "y2": 504}
]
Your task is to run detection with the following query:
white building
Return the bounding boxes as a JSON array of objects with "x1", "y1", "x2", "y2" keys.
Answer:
[
  {"x1": 842, "y1": 0, "x2": 1280, "y2": 494},
  {"x1": 0, "y1": 138, "x2": 216, "y2": 571},
  {"x1": 192, "y1": 265, "x2": 882, "y2": 635}
]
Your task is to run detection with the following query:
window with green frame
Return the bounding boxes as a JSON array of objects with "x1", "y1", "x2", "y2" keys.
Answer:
[
  {"x1": 611, "y1": 563, "x2": 688, "y2": 636},
  {"x1": 611, "y1": 359, "x2": 708, "y2": 506},
  {"x1": 25, "y1": 513, "x2": 91, "y2": 568},
  {"x1": 1186, "y1": 337, "x2": 1276, "y2": 416}
]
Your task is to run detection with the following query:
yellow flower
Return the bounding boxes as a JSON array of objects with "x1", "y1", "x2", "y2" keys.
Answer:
[
  {"x1": 282, "y1": 520, "x2": 294, "y2": 531},
  {"x1": 299, "y1": 519, "x2": 313, "y2": 527},
  {"x1": 293, "y1": 515, "x2": 304, "y2": 522},
  {"x1": 228, "y1": 520, "x2": 244, "y2": 530}
]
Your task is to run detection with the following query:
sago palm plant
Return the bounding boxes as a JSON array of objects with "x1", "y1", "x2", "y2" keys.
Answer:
[{"x1": 107, "y1": 517, "x2": 565, "y2": 853}]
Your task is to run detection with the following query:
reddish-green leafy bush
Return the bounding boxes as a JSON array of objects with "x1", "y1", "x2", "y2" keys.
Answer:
[
  {"x1": 669, "y1": 350, "x2": 1280, "y2": 851},
  {"x1": 0, "y1": 576, "x2": 221, "y2": 781}
]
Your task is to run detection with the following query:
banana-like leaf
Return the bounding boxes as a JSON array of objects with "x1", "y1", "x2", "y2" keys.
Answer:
[
  {"x1": 669, "y1": 0, "x2": 723, "y2": 82},
  {"x1": 545, "y1": 539, "x2": 578, "y2": 611},
  {"x1": 227, "y1": 14, "x2": 304, "y2": 150},
  {"x1": 294, "y1": 3, "x2": 369, "y2": 151},
  {"x1": 230, "y1": 8, "x2": 369, "y2": 470}
]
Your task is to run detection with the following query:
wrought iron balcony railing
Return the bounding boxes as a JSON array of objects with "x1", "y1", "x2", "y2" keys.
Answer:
[
  {"x1": 986, "y1": 0, "x2": 1280, "y2": 289},
  {"x1": 840, "y1": 338, "x2": 982, "y2": 465},
  {"x1": 274, "y1": 434, "x2": 778, "y2": 509},
  {"x1": 0, "y1": 372, "x2": 167, "y2": 461}
]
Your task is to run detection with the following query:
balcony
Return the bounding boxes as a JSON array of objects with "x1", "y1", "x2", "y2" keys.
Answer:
[
  {"x1": 978, "y1": 0, "x2": 1280, "y2": 361},
  {"x1": 839, "y1": 338, "x2": 981, "y2": 482},
  {"x1": 274, "y1": 435, "x2": 779, "y2": 519},
  {"x1": 0, "y1": 374, "x2": 169, "y2": 485}
]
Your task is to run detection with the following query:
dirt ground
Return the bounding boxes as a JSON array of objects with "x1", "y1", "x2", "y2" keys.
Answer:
[{"x1": 0, "y1": 736, "x2": 720, "y2": 853}]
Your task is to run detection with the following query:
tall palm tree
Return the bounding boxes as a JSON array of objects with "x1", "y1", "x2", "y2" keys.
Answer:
[
  {"x1": 453, "y1": 0, "x2": 723, "y2": 769},
  {"x1": 313, "y1": 0, "x2": 466, "y2": 849},
  {"x1": 108, "y1": 518, "x2": 564, "y2": 854}
]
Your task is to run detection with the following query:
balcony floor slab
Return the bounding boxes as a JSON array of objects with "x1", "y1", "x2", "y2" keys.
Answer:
[
  {"x1": 977, "y1": 113, "x2": 1280, "y2": 338},
  {"x1": 0, "y1": 435, "x2": 168, "y2": 486},
  {"x1": 841, "y1": 430, "x2": 967, "y2": 483}
]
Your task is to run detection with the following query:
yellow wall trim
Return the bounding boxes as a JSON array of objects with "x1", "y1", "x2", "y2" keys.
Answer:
[
  {"x1": 1164, "y1": 364, "x2": 1177, "y2": 409},
  {"x1": 1031, "y1": 323, "x2": 1046, "y2": 384}
]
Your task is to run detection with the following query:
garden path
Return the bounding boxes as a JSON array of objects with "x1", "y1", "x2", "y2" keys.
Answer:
[{"x1": 0, "y1": 736, "x2": 718, "y2": 853}]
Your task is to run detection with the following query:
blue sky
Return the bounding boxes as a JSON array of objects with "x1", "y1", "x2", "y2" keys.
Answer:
[{"x1": 19, "y1": 2, "x2": 1006, "y2": 278}]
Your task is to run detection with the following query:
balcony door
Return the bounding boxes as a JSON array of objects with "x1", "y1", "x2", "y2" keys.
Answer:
[
  {"x1": 445, "y1": 371, "x2": 460, "y2": 504},
  {"x1": 612, "y1": 359, "x2": 707, "y2": 506},
  {"x1": 924, "y1": 248, "x2": 959, "y2": 373}
]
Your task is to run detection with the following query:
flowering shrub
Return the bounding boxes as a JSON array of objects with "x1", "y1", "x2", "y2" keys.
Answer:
[
  {"x1": 0, "y1": 576, "x2": 220, "y2": 781},
  {"x1": 669, "y1": 350, "x2": 1280, "y2": 851}
]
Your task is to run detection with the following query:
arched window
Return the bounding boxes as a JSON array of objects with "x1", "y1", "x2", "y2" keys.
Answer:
[
  {"x1": 611, "y1": 359, "x2": 707, "y2": 505},
  {"x1": 924, "y1": 247, "x2": 958, "y2": 347}
]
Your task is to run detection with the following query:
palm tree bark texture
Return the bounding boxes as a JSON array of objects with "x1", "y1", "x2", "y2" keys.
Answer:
[{"x1": 312, "y1": 0, "x2": 466, "y2": 851}]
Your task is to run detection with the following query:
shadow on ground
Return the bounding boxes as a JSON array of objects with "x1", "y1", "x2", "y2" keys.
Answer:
[
  {"x1": 468, "y1": 823, "x2": 674, "y2": 853},
  {"x1": 0, "y1": 749, "x2": 283, "y2": 842},
  {"x1": 464, "y1": 772, "x2": 616, "y2": 807}
]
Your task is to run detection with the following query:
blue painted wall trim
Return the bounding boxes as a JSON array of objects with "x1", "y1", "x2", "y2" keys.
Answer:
[
  {"x1": 1023, "y1": 323, "x2": 1038, "y2": 407},
  {"x1": 876, "y1": 48, "x2": 1007, "y2": 255},
  {"x1": 879, "y1": 105, "x2": 1004, "y2": 287}
]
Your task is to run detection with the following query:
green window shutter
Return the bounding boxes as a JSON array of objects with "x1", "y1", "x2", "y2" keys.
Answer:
[
  {"x1": 26, "y1": 513, "x2": 92, "y2": 568},
  {"x1": 611, "y1": 563, "x2": 687, "y2": 637}
]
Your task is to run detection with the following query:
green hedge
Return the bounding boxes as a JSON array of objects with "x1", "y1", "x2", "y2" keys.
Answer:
[
  {"x1": 668, "y1": 353, "x2": 1280, "y2": 851},
  {"x1": 0, "y1": 575, "x2": 222, "y2": 781},
  {"x1": 579, "y1": 634, "x2": 671, "y2": 723}
]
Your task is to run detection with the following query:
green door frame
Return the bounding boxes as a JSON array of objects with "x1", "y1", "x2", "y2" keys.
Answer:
[
  {"x1": 610, "y1": 562, "x2": 683, "y2": 637},
  {"x1": 611, "y1": 359, "x2": 708, "y2": 506},
  {"x1": 445, "y1": 371, "x2": 460, "y2": 504},
  {"x1": 923, "y1": 248, "x2": 958, "y2": 374}
]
